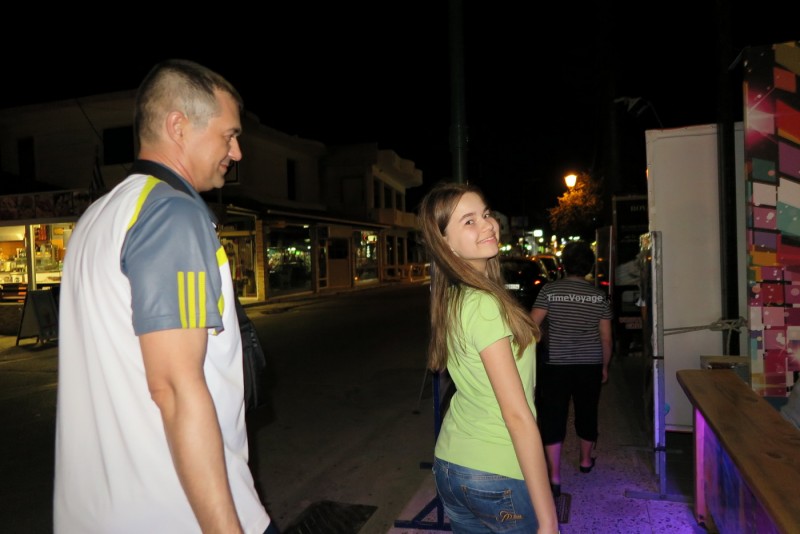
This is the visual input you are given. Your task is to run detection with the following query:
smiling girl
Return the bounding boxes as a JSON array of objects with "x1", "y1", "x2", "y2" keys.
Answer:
[{"x1": 419, "y1": 182, "x2": 558, "y2": 533}]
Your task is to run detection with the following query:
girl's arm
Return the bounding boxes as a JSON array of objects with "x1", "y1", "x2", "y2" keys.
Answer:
[{"x1": 481, "y1": 337, "x2": 559, "y2": 534}]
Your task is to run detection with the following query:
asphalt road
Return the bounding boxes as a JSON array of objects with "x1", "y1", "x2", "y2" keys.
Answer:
[
  {"x1": 248, "y1": 283, "x2": 436, "y2": 532},
  {"x1": 0, "y1": 341, "x2": 57, "y2": 533},
  {"x1": 0, "y1": 282, "x2": 437, "y2": 534}
]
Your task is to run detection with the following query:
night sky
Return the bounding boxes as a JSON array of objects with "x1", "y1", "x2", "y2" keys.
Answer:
[{"x1": 2, "y1": 2, "x2": 798, "y2": 230}]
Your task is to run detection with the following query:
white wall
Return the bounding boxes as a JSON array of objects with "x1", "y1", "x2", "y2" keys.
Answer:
[{"x1": 645, "y1": 123, "x2": 746, "y2": 430}]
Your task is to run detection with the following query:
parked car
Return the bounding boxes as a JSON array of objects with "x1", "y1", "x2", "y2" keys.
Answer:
[
  {"x1": 536, "y1": 253, "x2": 564, "y2": 281},
  {"x1": 500, "y1": 256, "x2": 549, "y2": 311}
]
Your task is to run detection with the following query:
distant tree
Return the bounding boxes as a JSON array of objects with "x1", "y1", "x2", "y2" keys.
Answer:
[{"x1": 548, "y1": 173, "x2": 603, "y2": 239}]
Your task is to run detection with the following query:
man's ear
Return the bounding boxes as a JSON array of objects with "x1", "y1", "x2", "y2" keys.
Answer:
[{"x1": 165, "y1": 111, "x2": 186, "y2": 144}]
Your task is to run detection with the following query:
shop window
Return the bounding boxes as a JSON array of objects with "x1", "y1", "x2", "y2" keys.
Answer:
[
  {"x1": 221, "y1": 235, "x2": 256, "y2": 298},
  {"x1": 268, "y1": 226, "x2": 313, "y2": 294},
  {"x1": 354, "y1": 231, "x2": 378, "y2": 281},
  {"x1": 0, "y1": 223, "x2": 73, "y2": 300}
]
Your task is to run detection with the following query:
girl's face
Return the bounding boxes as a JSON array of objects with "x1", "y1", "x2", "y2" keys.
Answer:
[{"x1": 444, "y1": 191, "x2": 500, "y2": 273}]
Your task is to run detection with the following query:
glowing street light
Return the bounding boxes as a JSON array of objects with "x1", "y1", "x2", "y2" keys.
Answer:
[{"x1": 565, "y1": 173, "x2": 577, "y2": 189}]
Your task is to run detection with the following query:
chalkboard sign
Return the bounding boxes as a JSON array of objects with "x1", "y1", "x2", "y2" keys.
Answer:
[{"x1": 16, "y1": 289, "x2": 59, "y2": 345}]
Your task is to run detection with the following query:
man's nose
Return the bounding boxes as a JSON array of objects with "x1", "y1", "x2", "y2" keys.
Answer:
[{"x1": 229, "y1": 137, "x2": 243, "y2": 161}]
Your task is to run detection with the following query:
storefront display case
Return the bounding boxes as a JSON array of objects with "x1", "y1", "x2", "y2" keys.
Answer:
[{"x1": 0, "y1": 223, "x2": 72, "y2": 302}]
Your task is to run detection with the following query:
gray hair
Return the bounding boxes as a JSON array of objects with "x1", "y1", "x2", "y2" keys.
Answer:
[{"x1": 134, "y1": 59, "x2": 243, "y2": 145}]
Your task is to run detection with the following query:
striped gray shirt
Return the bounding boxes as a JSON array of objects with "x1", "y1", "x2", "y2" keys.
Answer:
[{"x1": 533, "y1": 278, "x2": 613, "y2": 365}]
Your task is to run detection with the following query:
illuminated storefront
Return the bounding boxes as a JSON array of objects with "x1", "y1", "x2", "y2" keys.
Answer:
[
  {"x1": 217, "y1": 208, "x2": 261, "y2": 300},
  {"x1": 0, "y1": 193, "x2": 420, "y2": 309},
  {"x1": 267, "y1": 224, "x2": 312, "y2": 296},
  {"x1": 354, "y1": 230, "x2": 379, "y2": 282},
  {"x1": 0, "y1": 190, "x2": 88, "y2": 303},
  {"x1": 0, "y1": 223, "x2": 77, "y2": 302}
]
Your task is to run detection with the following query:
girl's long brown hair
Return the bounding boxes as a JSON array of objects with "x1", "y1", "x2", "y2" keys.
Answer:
[{"x1": 418, "y1": 181, "x2": 540, "y2": 371}]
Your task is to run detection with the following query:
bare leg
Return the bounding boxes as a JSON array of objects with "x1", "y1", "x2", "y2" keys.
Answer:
[
  {"x1": 579, "y1": 438, "x2": 595, "y2": 468},
  {"x1": 545, "y1": 442, "x2": 562, "y2": 484}
]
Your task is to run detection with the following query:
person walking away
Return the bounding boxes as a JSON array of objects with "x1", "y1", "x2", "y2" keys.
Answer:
[
  {"x1": 420, "y1": 182, "x2": 559, "y2": 534},
  {"x1": 530, "y1": 240, "x2": 612, "y2": 498},
  {"x1": 54, "y1": 59, "x2": 276, "y2": 533}
]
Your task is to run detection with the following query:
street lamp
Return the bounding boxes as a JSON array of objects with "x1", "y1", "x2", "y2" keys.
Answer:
[{"x1": 565, "y1": 173, "x2": 577, "y2": 189}]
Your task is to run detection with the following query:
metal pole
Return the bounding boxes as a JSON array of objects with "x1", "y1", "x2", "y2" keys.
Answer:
[{"x1": 449, "y1": 0, "x2": 467, "y2": 184}]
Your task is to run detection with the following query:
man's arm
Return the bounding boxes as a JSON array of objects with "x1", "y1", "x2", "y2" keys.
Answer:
[
  {"x1": 140, "y1": 328, "x2": 243, "y2": 534},
  {"x1": 599, "y1": 318, "x2": 612, "y2": 383},
  {"x1": 530, "y1": 307, "x2": 548, "y2": 326}
]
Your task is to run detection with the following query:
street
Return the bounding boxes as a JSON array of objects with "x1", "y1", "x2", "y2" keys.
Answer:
[
  {"x1": 248, "y1": 283, "x2": 435, "y2": 532},
  {"x1": 0, "y1": 282, "x2": 437, "y2": 533},
  {"x1": 0, "y1": 342, "x2": 57, "y2": 533}
]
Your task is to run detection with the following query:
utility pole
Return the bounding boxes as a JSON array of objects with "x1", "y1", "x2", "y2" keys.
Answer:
[
  {"x1": 449, "y1": 0, "x2": 467, "y2": 184},
  {"x1": 715, "y1": 0, "x2": 739, "y2": 355}
]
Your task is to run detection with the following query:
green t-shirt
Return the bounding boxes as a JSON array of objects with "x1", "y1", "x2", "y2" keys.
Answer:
[{"x1": 434, "y1": 288, "x2": 537, "y2": 480}]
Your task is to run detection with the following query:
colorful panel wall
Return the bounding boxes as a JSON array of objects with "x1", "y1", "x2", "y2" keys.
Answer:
[{"x1": 746, "y1": 41, "x2": 800, "y2": 397}]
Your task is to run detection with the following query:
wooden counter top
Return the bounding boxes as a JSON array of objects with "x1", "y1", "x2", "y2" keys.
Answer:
[{"x1": 677, "y1": 369, "x2": 800, "y2": 533}]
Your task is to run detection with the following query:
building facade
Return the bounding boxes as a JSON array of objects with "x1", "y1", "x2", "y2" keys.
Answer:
[{"x1": 0, "y1": 92, "x2": 425, "y2": 331}]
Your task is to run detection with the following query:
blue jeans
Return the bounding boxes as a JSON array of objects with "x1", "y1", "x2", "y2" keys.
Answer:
[{"x1": 432, "y1": 458, "x2": 539, "y2": 533}]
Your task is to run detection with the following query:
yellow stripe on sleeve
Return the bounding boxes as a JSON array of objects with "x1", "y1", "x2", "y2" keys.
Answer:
[
  {"x1": 177, "y1": 271, "x2": 209, "y2": 328},
  {"x1": 198, "y1": 271, "x2": 207, "y2": 326},
  {"x1": 177, "y1": 272, "x2": 187, "y2": 328},
  {"x1": 187, "y1": 272, "x2": 197, "y2": 328}
]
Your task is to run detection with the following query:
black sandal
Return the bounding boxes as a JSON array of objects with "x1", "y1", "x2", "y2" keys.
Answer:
[{"x1": 579, "y1": 457, "x2": 596, "y2": 474}]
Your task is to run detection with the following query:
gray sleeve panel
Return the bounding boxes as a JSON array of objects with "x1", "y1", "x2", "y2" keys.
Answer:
[{"x1": 122, "y1": 184, "x2": 224, "y2": 335}]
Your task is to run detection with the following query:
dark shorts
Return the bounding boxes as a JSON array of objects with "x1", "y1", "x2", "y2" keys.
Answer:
[{"x1": 535, "y1": 363, "x2": 603, "y2": 444}]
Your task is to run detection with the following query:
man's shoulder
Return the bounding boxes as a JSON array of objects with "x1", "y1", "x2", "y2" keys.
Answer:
[
  {"x1": 118, "y1": 174, "x2": 199, "y2": 209},
  {"x1": 117, "y1": 176, "x2": 208, "y2": 235}
]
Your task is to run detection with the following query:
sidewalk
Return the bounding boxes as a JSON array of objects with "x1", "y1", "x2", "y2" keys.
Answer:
[
  {"x1": 390, "y1": 353, "x2": 706, "y2": 534},
  {"x1": 0, "y1": 333, "x2": 53, "y2": 359}
]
